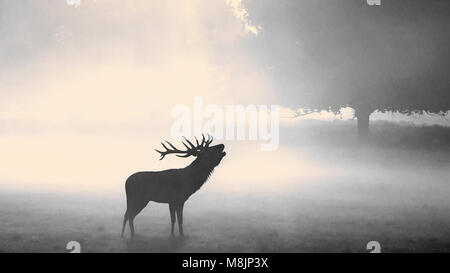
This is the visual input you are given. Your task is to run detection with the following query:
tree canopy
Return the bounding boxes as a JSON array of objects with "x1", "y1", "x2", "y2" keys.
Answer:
[{"x1": 244, "y1": 0, "x2": 450, "y2": 116}]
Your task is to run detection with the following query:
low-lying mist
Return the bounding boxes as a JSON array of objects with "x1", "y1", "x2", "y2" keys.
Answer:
[{"x1": 1, "y1": 120, "x2": 449, "y2": 252}]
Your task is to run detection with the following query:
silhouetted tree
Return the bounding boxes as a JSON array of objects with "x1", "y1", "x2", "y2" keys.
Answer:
[{"x1": 245, "y1": 0, "x2": 450, "y2": 139}]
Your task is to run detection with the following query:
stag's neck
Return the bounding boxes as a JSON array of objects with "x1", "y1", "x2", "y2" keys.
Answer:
[{"x1": 185, "y1": 158, "x2": 216, "y2": 193}]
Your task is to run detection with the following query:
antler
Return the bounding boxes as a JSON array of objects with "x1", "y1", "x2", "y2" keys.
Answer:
[
  {"x1": 204, "y1": 133, "x2": 213, "y2": 148},
  {"x1": 155, "y1": 134, "x2": 214, "y2": 160}
]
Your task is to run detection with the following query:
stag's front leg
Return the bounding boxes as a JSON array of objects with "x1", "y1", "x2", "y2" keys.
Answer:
[
  {"x1": 169, "y1": 204, "x2": 176, "y2": 236},
  {"x1": 176, "y1": 203, "x2": 184, "y2": 236}
]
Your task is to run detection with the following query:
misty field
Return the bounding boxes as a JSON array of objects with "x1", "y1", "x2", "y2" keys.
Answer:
[{"x1": 1, "y1": 121, "x2": 449, "y2": 253}]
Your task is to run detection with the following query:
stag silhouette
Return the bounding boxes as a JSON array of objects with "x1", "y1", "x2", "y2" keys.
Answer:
[{"x1": 121, "y1": 134, "x2": 226, "y2": 237}]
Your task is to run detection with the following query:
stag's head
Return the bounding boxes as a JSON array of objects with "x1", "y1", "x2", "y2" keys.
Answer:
[{"x1": 156, "y1": 134, "x2": 226, "y2": 167}]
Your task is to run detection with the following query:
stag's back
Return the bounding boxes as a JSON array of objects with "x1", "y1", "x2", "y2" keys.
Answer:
[{"x1": 125, "y1": 170, "x2": 191, "y2": 204}]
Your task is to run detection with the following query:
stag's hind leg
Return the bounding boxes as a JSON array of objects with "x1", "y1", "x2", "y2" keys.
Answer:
[
  {"x1": 127, "y1": 200, "x2": 148, "y2": 237},
  {"x1": 121, "y1": 212, "x2": 128, "y2": 238}
]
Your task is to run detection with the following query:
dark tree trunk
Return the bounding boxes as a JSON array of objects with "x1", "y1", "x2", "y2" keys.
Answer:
[{"x1": 355, "y1": 106, "x2": 373, "y2": 142}]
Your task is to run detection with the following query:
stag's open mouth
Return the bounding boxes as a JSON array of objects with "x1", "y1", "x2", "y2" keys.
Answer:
[
  {"x1": 219, "y1": 145, "x2": 226, "y2": 157},
  {"x1": 217, "y1": 144, "x2": 226, "y2": 157}
]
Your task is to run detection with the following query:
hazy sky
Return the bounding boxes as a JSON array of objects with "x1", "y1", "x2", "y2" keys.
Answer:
[
  {"x1": 0, "y1": 1, "x2": 448, "y2": 193},
  {"x1": 0, "y1": 0, "x2": 288, "y2": 192}
]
